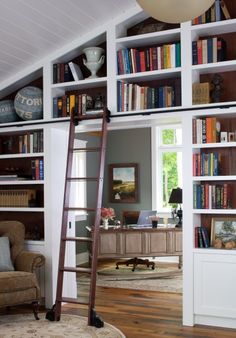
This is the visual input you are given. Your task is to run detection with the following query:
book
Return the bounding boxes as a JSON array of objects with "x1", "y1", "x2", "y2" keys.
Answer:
[
  {"x1": 220, "y1": 0, "x2": 231, "y2": 19},
  {"x1": 68, "y1": 62, "x2": 84, "y2": 81},
  {"x1": 200, "y1": 226, "x2": 210, "y2": 247}
]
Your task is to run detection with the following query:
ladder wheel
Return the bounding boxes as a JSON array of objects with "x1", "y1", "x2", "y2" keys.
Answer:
[
  {"x1": 45, "y1": 305, "x2": 58, "y2": 321},
  {"x1": 91, "y1": 309, "x2": 104, "y2": 328}
]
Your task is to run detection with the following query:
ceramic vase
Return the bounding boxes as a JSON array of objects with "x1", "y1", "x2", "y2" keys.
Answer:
[
  {"x1": 83, "y1": 47, "x2": 105, "y2": 79},
  {"x1": 103, "y1": 218, "x2": 109, "y2": 230}
]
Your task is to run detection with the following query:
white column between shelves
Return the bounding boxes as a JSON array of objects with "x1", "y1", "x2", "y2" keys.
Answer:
[
  {"x1": 180, "y1": 22, "x2": 193, "y2": 107},
  {"x1": 43, "y1": 62, "x2": 52, "y2": 121},
  {"x1": 182, "y1": 111, "x2": 194, "y2": 326},
  {"x1": 107, "y1": 25, "x2": 117, "y2": 115}
]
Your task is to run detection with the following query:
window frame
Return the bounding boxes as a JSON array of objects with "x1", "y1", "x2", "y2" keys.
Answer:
[{"x1": 151, "y1": 124, "x2": 183, "y2": 213}]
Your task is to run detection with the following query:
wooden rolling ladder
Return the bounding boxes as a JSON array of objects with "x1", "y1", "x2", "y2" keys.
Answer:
[{"x1": 46, "y1": 107, "x2": 110, "y2": 327}]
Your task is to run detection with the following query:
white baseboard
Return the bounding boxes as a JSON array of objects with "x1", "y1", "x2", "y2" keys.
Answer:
[{"x1": 76, "y1": 251, "x2": 89, "y2": 266}]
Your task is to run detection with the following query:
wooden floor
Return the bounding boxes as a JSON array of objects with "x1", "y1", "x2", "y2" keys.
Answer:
[
  {"x1": 62, "y1": 287, "x2": 236, "y2": 338},
  {"x1": 3, "y1": 260, "x2": 236, "y2": 338},
  {"x1": 62, "y1": 260, "x2": 236, "y2": 338}
]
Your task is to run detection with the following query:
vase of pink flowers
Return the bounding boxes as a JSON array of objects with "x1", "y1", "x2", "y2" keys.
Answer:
[{"x1": 101, "y1": 207, "x2": 115, "y2": 229}]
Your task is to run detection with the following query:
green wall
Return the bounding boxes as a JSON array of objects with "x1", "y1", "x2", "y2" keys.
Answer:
[
  {"x1": 75, "y1": 127, "x2": 152, "y2": 254},
  {"x1": 103, "y1": 128, "x2": 152, "y2": 222}
]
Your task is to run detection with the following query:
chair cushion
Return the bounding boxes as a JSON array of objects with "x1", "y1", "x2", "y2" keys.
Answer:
[
  {"x1": 0, "y1": 237, "x2": 14, "y2": 272},
  {"x1": 0, "y1": 271, "x2": 38, "y2": 293}
]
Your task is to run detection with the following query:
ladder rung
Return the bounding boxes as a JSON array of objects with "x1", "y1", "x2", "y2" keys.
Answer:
[
  {"x1": 64, "y1": 207, "x2": 95, "y2": 212},
  {"x1": 62, "y1": 236, "x2": 92, "y2": 242},
  {"x1": 78, "y1": 113, "x2": 104, "y2": 120},
  {"x1": 67, "y1": 177, "x2": 99, "y2": 181},
  {"x1": 61, "y1": 267, "x2": 92, "y2": 273},
  {"x1": 71, "y1": 147, "x2": 101, "y2": 152},
  {"x1": 60, "y1": 297, "x2": 89, "y2": 305}
]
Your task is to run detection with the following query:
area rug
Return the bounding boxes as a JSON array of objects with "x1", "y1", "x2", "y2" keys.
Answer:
[
  {"x1": 0, "y1": 313, "x2": 125, "y2": 338},
  {"x1": 78, "y1": 264, "x2": 183, "y2": 293}
]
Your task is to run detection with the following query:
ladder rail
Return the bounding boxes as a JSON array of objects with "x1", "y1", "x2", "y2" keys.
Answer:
[
  {"x1": 88, "y1": 113, "x2": 108, "y2": 324},
  {"x1": 47, "y1": 107, "x2": 110, "y2": 327},
  {"x1": 54, "y1": 115, "x2": 76, "y2": 320}
]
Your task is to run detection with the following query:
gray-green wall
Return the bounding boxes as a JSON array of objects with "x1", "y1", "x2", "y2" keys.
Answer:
[
  {"x1": 103, "y1": 128, "x2": 152, "y2": 221},
  {"x1": 75, "y1": 127, "x2": 152, "y2": 253}
]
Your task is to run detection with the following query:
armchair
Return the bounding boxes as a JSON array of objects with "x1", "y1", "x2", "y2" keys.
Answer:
[{"x1": 0, "y1": 221, "x2": 45, "y2": 319}]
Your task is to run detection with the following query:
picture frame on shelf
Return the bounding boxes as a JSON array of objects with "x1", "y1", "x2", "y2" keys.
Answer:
[
  {"x1": 211, "y1": 217, "x2": 236, "y2": 249},
  {"x1": 228, "y1": 132, "x2": 235, "y2": 142},
  {"x1": 220, "y1": 131, "x2": 228, "y2": 142},
  {"x1": 109, "y1": 163, "x2": 139, "y2": 203}
]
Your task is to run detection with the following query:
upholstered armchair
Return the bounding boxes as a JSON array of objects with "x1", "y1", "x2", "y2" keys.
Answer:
[{"x1": 0, "y1": 221, "x2": 45, "y2": 319}]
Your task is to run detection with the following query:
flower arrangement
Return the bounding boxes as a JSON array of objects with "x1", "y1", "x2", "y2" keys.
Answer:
[{"x1": 101, "y1": 207, "x2": 115, "y2": 221}]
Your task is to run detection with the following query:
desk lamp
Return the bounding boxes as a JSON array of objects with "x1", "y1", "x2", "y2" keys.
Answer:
[
  {"x1": 169, "y1": 187, "x2": 182, "y2": 228},
  {"x1": 136, "y1": 0, "x2": 214, "y2": 24}
]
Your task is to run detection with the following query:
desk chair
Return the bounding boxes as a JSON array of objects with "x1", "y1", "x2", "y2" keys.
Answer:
[{"x1": 116, "y1": 211, "x2": 155, "y2": 271}]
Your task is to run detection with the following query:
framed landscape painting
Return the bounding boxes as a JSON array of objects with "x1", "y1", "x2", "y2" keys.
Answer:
[
  {"x1": 109, "y1": 163, "x2": 139, "y2": 203},
  {"x1": 211, "y1": 217, "x2": 236, "y2": 248}
]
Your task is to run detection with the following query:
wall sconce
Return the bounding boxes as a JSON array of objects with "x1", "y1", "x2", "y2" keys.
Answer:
[
  {"x1": 136, "y1": 0, "x2": 215, "y2": 24},
  {"x1": 169, "y1": 187, "x2": 182, "y2": 227}
]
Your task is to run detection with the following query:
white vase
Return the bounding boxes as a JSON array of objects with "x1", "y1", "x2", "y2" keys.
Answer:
[
  {"x1": 83, "y1": 47, "x2": 105, "y2": 79},
  {"x1": 103, "y1": 218, "x2": 109, "y2": 230}
]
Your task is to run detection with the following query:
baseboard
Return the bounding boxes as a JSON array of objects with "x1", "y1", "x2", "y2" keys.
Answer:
[{"x1": 76, "y1": 251, "x2": 89, "y2": 266}]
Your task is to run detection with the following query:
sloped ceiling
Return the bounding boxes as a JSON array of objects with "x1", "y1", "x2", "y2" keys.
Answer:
[{"x1": 0, "y1": 0, "x2": 139, "y2": 87}]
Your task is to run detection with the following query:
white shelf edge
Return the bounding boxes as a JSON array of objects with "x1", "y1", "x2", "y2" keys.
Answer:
[
  {"x1": 25, "y1": 240, "x2": 45, "y2": 246},
  {"x1": 192, "y1": 60, "x2": 236, "y2": 73},
  {"x1": 0, "y1": 180, "x2": 44, "y2": 185},
  {"x1": 116, "y1": 105, "x2": 182, "y2": 115},
  {"x1": 51, "y1": 77, "x2": 107, "y2": 89},
  {"x1": 117, "y1": 67, "x2": 181, "y2": 81},
  {"x1": 193, "y1": 209, "x2": 236, "y2": 214},
  {"x1": 193, "y1": 176, "x2": 236, "y2": 181},
  {"x1": 191, "y1": 18, "x2": 236, "y2": 33},
  {"x1": 116, "y1": 27, "x2": 181, "y2": 43},
  {"x1": 192, "y1": 142, "x2": 236, "y2": 148},
  {"x1": 0, "y1": 152, "x2": 44, "y2": 159},
  {"x1": 0, "y1": 207, "x2": 45, "y2": 212},
  {"x1": 193, "y1": 247, "x2": 236, "y2": 255}
]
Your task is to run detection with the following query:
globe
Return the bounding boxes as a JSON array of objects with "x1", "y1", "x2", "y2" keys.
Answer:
[
  {"x1": 0, "y1": 100, "x2": 19, "y2": 123},
  {"x1": 14, "y1": 86, "x2": 43, "y2": 121}
]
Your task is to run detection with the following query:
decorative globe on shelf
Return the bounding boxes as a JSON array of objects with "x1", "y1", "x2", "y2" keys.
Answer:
[
  {"x1": 0, "y1": 100, "x2": 19, "y2": 123},
  {"x1": 14, "y1": 86, "x2": 43, "y2": 121}
]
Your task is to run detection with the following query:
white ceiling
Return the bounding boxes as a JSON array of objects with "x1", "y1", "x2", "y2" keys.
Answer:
[{"x1": 0, "y1": 0, "x2": 139, "y2": 87}]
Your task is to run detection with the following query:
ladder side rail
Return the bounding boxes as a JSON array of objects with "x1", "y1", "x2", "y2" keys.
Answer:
[
  {"x1": 88, "y1": 114, "x2": 108, "y2": 324},
  {"x1": 54, "y1": 118, "x2": 76, "y2": 319}
]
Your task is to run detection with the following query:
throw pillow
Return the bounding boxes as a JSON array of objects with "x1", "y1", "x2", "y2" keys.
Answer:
[{"x1": 0, "y1": 237, "x2": 14, "y2": 271}]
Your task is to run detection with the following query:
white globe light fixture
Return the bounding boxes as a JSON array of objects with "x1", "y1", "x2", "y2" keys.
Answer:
[{"x1": 136, "y1": 0, "x2": 215, "y2": 23}]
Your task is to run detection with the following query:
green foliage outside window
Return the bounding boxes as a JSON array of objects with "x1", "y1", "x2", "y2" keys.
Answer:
[{"x1": 161, "y1": 127, "x2": 182, "y2": 208}]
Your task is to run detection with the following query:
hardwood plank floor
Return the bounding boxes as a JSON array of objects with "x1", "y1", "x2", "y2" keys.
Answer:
[
  {"x1": 62, "y1": 286, "x2": 236, "y2": 338},
  {"x1": 62, "y1": 259, "x2": 236, "y2": 338},
  {"x1": 2, "y1": 259, "x2": 236, "y2": 338}
]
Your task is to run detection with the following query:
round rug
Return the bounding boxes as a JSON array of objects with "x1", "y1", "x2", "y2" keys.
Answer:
[
  {"x1": 97, "y1": 264, "x2": 181, "y2": 280},
  {"x1": 0, "y1": 313, "x2": 125, "y2": 338}
]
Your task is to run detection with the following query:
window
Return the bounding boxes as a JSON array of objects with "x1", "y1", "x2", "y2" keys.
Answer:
[
  {"x1": 72, "y1": 139, "x2": 87, "y2": 217},
  {"x1": 152, "y1": 124, "x2": 182, "y2": 212}
]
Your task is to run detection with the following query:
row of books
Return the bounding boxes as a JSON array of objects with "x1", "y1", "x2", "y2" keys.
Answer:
[
  {"x1": 31, "y1": 159, "x2": 44, "y2": 180},
  {"x1": 192, "y1": 117, "x2": 221, "y2": 144},
  {"x1": 53, "y1": 93, "x2": 104, "y2": 118},
  {"x1": 53, "y1": 61, "x2": 84, "y2": 84},
  {"x1": 192, "y1": 0, "x2": 231, "y2": 25},
  {"x1": 117, "y1": 42, "x2": 181, "y2": 75},
  {"x1": 192, "y1": 37, "x2": 226, "y2": 65},
  {"x1": 117, "y1": 80, "x2": 180, "y2": 112},
  {"x1": 195, "y1": 226, "x2": 210, "y2": 248},
  {"x1": 193, "y1": 183, "x2": 231, "y2": 209},
  {"x1": 193, "y1": 152, "x2": 221, "y2": 176},
  {"x1": 18, "y1": 131, "x2": 44, "y2": 154},
  {"x1": 0, "y1": 189, "x2": 36, "y2": 207}
]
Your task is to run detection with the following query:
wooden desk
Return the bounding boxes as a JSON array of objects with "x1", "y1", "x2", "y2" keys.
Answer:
[{"x1": 87, "y1": 226, "x2": 182, "y2": 268}]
